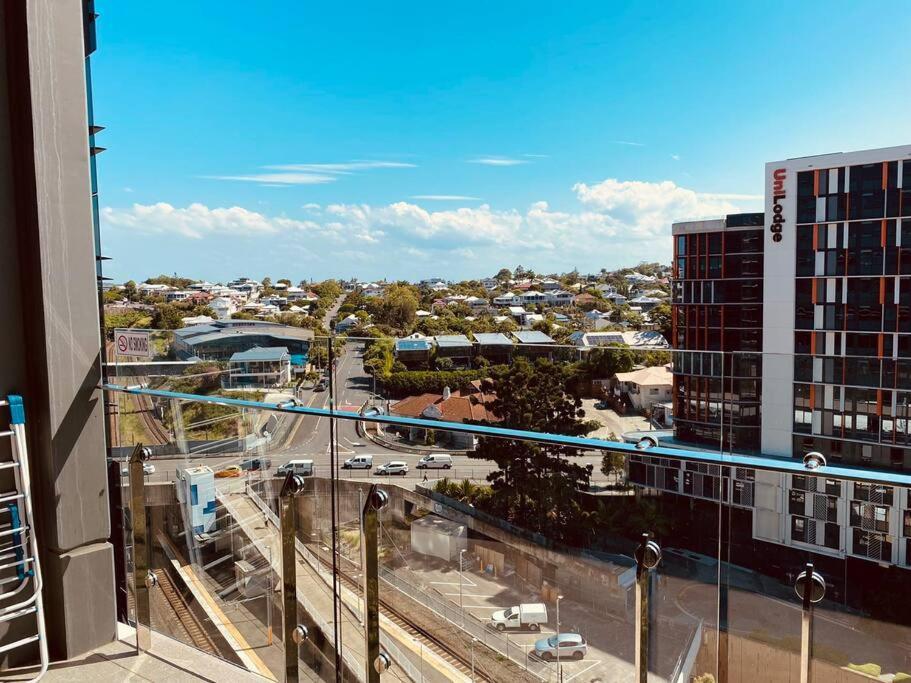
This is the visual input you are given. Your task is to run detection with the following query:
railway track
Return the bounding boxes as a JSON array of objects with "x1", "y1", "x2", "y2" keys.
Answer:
[
  {"x1": 133, "y1": 391, "x2": 170, "y2": 445},
  {"x1": 154, "y1": 567, "x2": 219, "y2": 655},
  {"x1": 311, "y1": 544, "x2": 487, "y2": 681}
]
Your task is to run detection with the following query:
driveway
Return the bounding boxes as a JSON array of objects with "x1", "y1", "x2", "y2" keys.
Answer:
[{"x1": 581, "y1": 399, "x2": 651, "y2": 441}]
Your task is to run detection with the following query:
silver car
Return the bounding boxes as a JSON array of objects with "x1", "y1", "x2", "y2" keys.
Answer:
[
  {"x1": 375, "y1": 461, "x2": 408, "y2": 476},
  {"x1": 534, "y1": 633, "x2": 587, "y2": 661}
]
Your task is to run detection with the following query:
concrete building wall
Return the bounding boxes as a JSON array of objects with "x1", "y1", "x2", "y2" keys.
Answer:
[{"x1": 0, "y1": 0, "x2": 116, "y2": 661}]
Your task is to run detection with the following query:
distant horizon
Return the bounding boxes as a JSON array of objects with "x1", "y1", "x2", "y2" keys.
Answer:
[
  {"x1": 93, "y1": 2, "x2": 910, "y2": 283},
  {"x1": 111, "y1": 260, "x2": 671, "y2": 287}
]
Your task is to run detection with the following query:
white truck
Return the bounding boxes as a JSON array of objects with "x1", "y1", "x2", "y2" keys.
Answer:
[{"x1": 490, "y1": 603, "x2": 548, "y2": 632}]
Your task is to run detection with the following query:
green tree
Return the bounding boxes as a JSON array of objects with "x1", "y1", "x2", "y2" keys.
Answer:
[
  {"x1": 601, "y1": 451, "x2": 626, "y2": 483},
  {"x1": 495, "y1": 268, "x2": 512, "y2": 282},
  {"x1": 123, "y1": 280, "x2": 137, "y2": 301},
  {"x1": 369, "y1": 284, "x2": 419, "y2": 332},
  {"x1": 471, "y1": 358, "x2": 598, "y2": 542},
  {"x1": 151, "y1": 303, "x2": 184, "y2": 330},
  {"x1": 650, "y1": 302, "x2": 672, "y2": 341}
]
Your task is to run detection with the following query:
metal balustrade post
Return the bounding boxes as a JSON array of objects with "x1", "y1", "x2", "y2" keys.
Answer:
[
  {"x1": 361, "y1": 484, "x2": 388, "y2": 682},
  {"x1": 795, "y1": 563, "x2": 825, "y2": 683},
  {"x1": 280, "y1": 473, "x2": 305, "y2": 683},
  {"x1": 634, "y1": 532, "x2": 662, "y2": 683},
  {"x1": 128, "y1": 444, "x2": 152, "y2": 652}
]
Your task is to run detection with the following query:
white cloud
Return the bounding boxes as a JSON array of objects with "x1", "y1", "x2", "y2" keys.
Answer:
[
  {"x1": 123, "y1": 187, "x2": 134, "y2": 193},
  {"x1": 410, "y1": 195, "x2": 482, "y2": 201},
  {"x1": 609, "y1": 140, "x2": 645, "y2": 147},
  {"x1": 467, "y1": 157, "x2": 529, "y2": 166},
  {"x1": 202, "y1": 172, "x2": 337, "y2": 186},
  {"x1": 102, "y1": 177, "x2": 760, "y2": 278},
  {"x1": 265, "y1": 161, "x2": 417, "y2": 173},
  {"x1": 204, "y1": 160, "x2": 415, "y2": 186},
  {"x1": 671, "y1": 154, "x2": 681, "y2": 161},
  {"x1": 573, "y1": 178, "x2": 759, "y2": 238},
  {"x1": 522, "y1": 154, "x2": 549, "y2": 159},
  {"x1": 101, "y1": 202, "x2": 319, "y2": 239}
]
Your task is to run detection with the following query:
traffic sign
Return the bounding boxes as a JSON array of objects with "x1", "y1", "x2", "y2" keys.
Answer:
[{"x1": 113, "y1": 329, "x2": 151, "y2": 358}]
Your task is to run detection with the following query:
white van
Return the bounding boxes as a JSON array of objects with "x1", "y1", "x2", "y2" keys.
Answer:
[
  {"x1": 416, "y1": 454, "x2": 453, "y2": 470},
  {"x1": 343, "y1": 455, "x2": 374, "y2": 470},
  {"x1": 277, "y1": 460, "x2": 314, "y2": 477}
]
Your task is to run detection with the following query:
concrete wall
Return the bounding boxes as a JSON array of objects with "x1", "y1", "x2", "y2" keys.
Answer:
[{"x1": 0, "y1": 0, "x2": 116, "y2": 660}]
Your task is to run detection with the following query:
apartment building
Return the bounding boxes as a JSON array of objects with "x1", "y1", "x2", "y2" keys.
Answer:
[{"x1": 633, "y1": 144, "x2": 911, "y2": 569}]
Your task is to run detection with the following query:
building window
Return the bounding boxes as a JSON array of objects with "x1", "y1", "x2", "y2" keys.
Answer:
[{"x1": 789, "y1": 490, "x2": 806, "y2": 515}]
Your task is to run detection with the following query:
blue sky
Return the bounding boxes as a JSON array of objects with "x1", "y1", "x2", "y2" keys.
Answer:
[{"x1": 94, "y1": 1, "x2": 911, "y2": 284}]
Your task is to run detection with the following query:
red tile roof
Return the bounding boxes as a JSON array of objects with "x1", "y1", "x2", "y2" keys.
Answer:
[{"x1": 390, "y1": 385, "x2": 500, "y2": 423}]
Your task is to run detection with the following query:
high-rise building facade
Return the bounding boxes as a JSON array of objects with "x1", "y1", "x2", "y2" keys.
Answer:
[
  {"x1": 633, "y1": 144, "x2": 911, "y2": 569},
  {"x1": 671, "y1": 213, "x2": 765, "y2": 453}
]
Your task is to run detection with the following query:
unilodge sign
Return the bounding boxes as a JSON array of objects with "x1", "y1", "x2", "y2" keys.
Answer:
[{"x1": 113, "y1": 329, "x2": 152, "y2": 358}]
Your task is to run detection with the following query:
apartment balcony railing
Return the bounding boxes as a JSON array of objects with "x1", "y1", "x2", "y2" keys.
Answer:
[{"x1": 98, "y1": 334, "x2": 911, "y2": 683}]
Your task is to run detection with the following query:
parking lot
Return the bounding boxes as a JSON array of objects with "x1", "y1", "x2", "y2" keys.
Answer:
[{"x1": 397, "y1": 554, "x2": 641, "y2": 682}]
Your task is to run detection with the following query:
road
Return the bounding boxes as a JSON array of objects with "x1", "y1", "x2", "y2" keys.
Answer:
[{"x1": 142, "y1": 341, "x2": 608, "y2": 486}]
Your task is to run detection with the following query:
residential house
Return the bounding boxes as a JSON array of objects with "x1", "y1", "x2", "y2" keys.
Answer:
[
  {"x1": 594, "y1": 283, "x2": 616, "y2": 296},
  {"x1": 480, "y1": 277, "x2": 499, "y2": 291},
  {"x1": 624, "y1": 272, "x2": 656, "y2": 286},
  {"x1": 335, "y1": 314, "x2": 360, "y2": 332},
  {"x1": 538, "y1": 277, "x2": 561, "y2": 291},
  {"x1": 394, "y1": 337, "x2": 433, "y2": 369},
  {"x1": 464, "y1": 296, "x2": 488, "y2": 311},
  {"x1": 137, "y1": 282, "x2": 172, "y2": 297},
  {"x1": 361, "y1": 282, "x2": 385, "y2": 298},
  {"x1": 472, "y1": 332, "x2": 513, "y2": 365},
  {"x1": 519, "y1": 290, "x2": 548, "y2": 306},
  {"x1": 507, "y1": 306, "x2": 527, "y2": 323},
  {"x1": 389, "y1": 383, "x2": 499, "y2": 450},
  {"x1": 628, "y1": 295, "x2": 662, "y2": 312},
  {"x1": 569, "y1": 330, "x2": 669, "y2": 350},
  {"x1": 610, "y1": 364, "x2": 673, "y2": 412},
  {"x1": 433, "y1": 334, "x2": 473, "y2": 367},
  {"x1": 574, "y1": 293, "x2": 598, "y2": 307},
  {"x1": 181, "y1": 315, "x2": 215, "y2": 327},
  {"x1": 545, "y1": 290, "x2": 574, "y2": 307},
  {"x1": 420, "y1": 277, "x2": 446, "y2": 287},
  {"x1": 512, "y1": 330, "x2": 556, "y2": 359},
  {"x1": 605, "y1": 292, "x2": 628, "y2": 306},
  {"x1": 286, "y1": 287, "x2": 318, "y2": 303},
  {"x1": 429, "y1": 281, "x2": 449, "y2": 293},
  {"x1": 164, "y1": 290, "x2": 193, "y2": 302},
  {"x1": 493, "y1": 292, "x2": 521, "y2": 306},
  {"x1": 209, "y1": 297, "x2": 236, "y2": 320},
  {"x1": 224, "y1": 346, "x2": 291, "y2": 388}
]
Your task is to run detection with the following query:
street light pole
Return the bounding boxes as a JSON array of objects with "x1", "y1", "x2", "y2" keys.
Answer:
[
  {"x1": 556, "y1": 593, "x2": 564, "y2": 680},
  {"x1": 459, "y1": 548, "x2": 467, "y2": 626}
]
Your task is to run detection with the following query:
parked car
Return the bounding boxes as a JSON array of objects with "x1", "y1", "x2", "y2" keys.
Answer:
[
  {"x1": 375, "y1": 461, "x2": 408, "y2": 476},
  {"x1": 490, "y1": 603, "x2": 547, "y2": 631},
  {"x1": 342, "y1": 455, "x2": 373, "y2": 470},
  {"x1": 121, "y1": 463, "x2": 156, "y2": 476},
  {"x1": 215, "y1": 465, "x2": 243, "y2": 478},
  {"x1": 241, "y1": 457, "x2": 272, "y2": 471},
  {"x1": 314, "y1": 379, "x2": 328, "y2": 392},
  {"x1": 277, "y1": 460, "x2": 314, "y2": 477},
  {"x1": 416, "y1": 454, "x2": 453, "y2": 470},
  {"x1": 534, "y1": 633, "x2": 587, "y2": 661}
]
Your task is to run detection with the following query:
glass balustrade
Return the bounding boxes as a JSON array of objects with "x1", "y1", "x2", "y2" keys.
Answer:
[{"x1": 103, "y1": 336, "x2": 911, "y2": 683}]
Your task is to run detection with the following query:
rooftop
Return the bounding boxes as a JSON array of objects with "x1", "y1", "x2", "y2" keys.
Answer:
[
  {"x1": 512, "y1": 330, "x2": 556, "y2": 344},
  {"x1": 229, "y1": 346, "x2": 290, "y2": 362},
  {"x1": 434, "y1": 334, "x2": 472, "y2": 348},
  {"x1": 473, "y1": 332, "x2": 513, "y2": 345}
]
